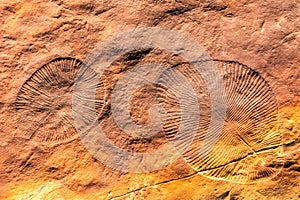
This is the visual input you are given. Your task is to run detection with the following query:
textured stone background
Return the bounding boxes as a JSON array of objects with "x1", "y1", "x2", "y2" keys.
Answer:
[{"x1": 0, "y1": 0, "x2": 299, "y2": 199}]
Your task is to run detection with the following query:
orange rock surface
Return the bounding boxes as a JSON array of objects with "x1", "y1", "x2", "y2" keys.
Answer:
[{"x1": 0, "y1": 0, "x2": 299, "y2": 199}]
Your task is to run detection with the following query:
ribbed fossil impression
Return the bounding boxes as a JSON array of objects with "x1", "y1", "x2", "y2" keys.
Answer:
[
  {"x1": 20, "y1": 53, "x2": 282, "y2": 180},
  {"x1": 164, "y1": 60, "x2": 283, "y2": 183},
  {"x1": 16, "y1": 57, "x2": 83, "y2": 144}
]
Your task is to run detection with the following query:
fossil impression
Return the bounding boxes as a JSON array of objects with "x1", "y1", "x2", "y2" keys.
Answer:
[
  {"x1": 164, "y1": 60, "x2": 284, "y2": 183},
  {"x1": 16, "y1": 57, "x2": 83, "y2": 144},
  {"x1": 23, "y1": 52, "x2": 282, "y2": 182}
]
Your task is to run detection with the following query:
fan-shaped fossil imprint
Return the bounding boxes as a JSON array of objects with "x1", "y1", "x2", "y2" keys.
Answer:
[
  {"x1": 16, "y1": 57, "x2": 84, "y2": 144},
  {"x1": 164, "y1": 60, "x2": 284, "y2": 183}
]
